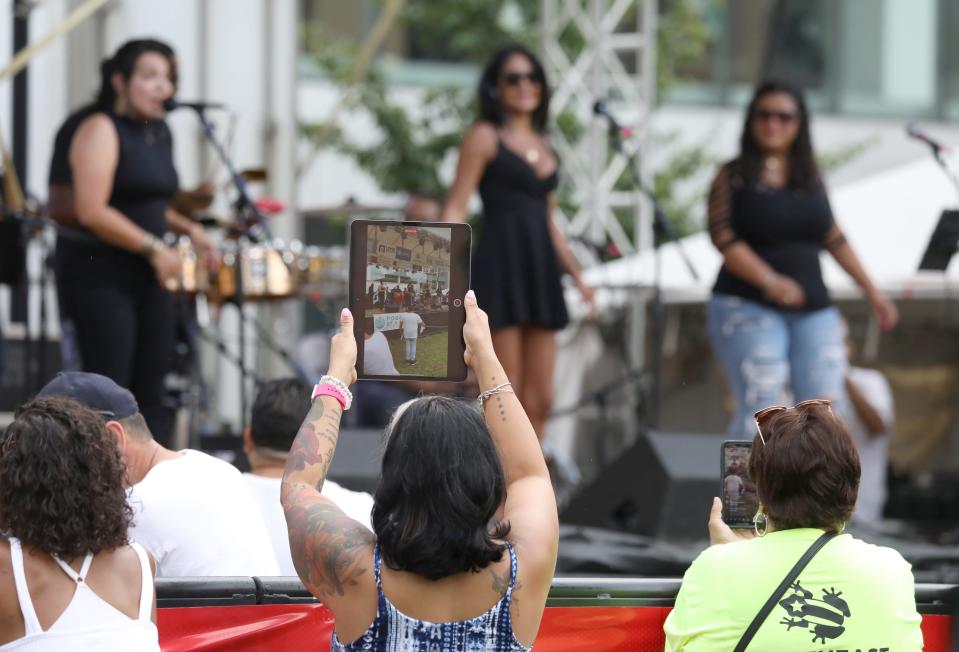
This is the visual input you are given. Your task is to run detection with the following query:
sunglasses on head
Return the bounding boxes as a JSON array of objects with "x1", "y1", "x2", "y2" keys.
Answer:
[
  {"x1": 500, "y1": 71, "x2": 541, "y2": 87},
  {"x1": 753, "y1": 109, "x2": 797, "y2": 124},
  {"x1": 753, "y1": 399, "x2": 832, "y2": 445}
]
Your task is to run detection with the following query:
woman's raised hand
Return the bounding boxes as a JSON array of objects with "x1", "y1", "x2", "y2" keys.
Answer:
[
  {"x1": 328, "y1": 308, "x2": 358, "y2": 387},
  {"x1": 462, "y1": 290, "x2": 496, "y2": 371}
]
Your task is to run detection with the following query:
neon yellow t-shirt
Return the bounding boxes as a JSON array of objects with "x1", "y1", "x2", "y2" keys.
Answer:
[{"x1": 664, "y1": 528, "x2": 923, "y2": 651}]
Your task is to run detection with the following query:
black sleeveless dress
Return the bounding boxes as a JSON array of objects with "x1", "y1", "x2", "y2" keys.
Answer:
[
  {"x1": 472, "y1": 139, "x2": 569, "y2": 330},
  {"x1": 52, "y1": 109, "x2": 179, "y2": 443}
]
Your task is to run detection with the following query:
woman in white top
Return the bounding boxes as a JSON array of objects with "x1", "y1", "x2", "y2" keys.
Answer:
[{"x1": 0, "y1": 396, "x2": 159, "y2": 651}]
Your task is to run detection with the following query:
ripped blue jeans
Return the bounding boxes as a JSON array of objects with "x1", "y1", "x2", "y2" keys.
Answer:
[{"x1": 707, "y1": 294, "x2": 847, "y2": 435}]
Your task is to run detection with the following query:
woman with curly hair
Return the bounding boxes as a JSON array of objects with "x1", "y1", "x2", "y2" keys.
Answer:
[{"x1": 0, "y1": 396, "x2": 159, "y2": 650}]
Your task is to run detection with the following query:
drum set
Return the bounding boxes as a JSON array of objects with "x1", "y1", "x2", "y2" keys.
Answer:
[{"x1": 164, "y1": 234, "x2": 346, "y2": 303}]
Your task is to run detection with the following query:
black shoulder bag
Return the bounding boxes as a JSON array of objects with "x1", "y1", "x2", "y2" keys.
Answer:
[{"x1": 732, "y1": 530, "x2": 839, "y2": 652}]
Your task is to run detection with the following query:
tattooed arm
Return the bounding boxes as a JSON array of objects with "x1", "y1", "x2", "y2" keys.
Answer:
[{"x1": 280, "y1": 309, "x2": 376, "y2": 619}]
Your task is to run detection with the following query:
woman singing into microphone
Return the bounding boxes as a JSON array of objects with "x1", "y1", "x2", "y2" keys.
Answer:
[
  {"x1": 442, "y1": 45, "x2": 594, "y2": 441},
  {"x1": 49, "y1": 39, "x2": 215, "y2": 444}
]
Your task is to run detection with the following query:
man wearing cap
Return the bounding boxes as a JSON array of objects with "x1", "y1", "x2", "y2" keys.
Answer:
[{"x1": 38, "y1": 371, "x2": 279, "y2": 578}]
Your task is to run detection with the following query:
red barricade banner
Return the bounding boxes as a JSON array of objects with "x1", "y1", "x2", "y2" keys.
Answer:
[{"x1": 158, "y1": 604, "x2": 953, "y2": 651}]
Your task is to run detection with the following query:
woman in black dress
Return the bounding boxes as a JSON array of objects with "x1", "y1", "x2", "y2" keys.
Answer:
[
  {"x1": 443, "y1": 46, "x2": 594, "y2": 440},
  {"x1": 50, "y1": 40, "x2": 215, "y2": 444}
]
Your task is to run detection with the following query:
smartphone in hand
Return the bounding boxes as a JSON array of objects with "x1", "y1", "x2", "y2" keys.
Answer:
[{"x1": 721, "y1": 440, "x2": 758, "y2": 529}]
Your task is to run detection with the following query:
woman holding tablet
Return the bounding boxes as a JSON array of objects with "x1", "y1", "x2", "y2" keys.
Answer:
[{"x1": 282, "y1": 293, "x2": 558, "y2": 650}]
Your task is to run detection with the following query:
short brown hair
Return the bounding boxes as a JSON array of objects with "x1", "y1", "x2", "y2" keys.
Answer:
[
  {"x1": 0, "y1": 396, "x2": 133, "y2": 557},
  {"x1": 749, "y1": 404, "x2": 860, "y2": 530}
]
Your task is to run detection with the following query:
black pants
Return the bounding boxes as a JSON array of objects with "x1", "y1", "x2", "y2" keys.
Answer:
[{"x1": 57, "y1": 246, "x2": 175, "y2": 445}]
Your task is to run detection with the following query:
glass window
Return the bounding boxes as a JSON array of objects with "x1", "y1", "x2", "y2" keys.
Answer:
[{"x1": 663, "y1": 0, "x2": 945, "y2": 119}]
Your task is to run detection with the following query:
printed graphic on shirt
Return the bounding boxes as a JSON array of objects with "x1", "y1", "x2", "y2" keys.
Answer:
[{"x1": 777, "y1": 581, "x2": 851, "y2": 644}]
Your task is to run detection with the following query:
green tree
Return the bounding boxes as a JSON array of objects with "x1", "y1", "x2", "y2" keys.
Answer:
[{"x1": 301, "y1": 0, "x2": 718, "y2": 244}]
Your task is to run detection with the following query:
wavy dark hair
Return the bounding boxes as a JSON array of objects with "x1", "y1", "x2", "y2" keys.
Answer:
[
  {"x1": 93, "y1": 38, "x2": 177, "y2": 111},
  {"x1": 748, "y1": 404, "x2": 860, "y2": 531},
  {"x1": 0, "y1": 396, "x2": 133, "y2": 558},
  {"x1": 372, "y1": 396, "x2": 510, "y2": 581},
  {"x1": 732, "y1": 79, "x2": 821, "y2": 191},
  {"x1": 477, "y1": 45, "x2": 550, "y2": 133}
]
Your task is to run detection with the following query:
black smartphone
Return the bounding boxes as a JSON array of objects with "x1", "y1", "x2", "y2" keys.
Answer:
[
  {"x1": 348, "y1": 220, "x2": 471, "y2": 382},
  {"x1": 721, "y1": 440, "x2": 758, "y2": 529}
]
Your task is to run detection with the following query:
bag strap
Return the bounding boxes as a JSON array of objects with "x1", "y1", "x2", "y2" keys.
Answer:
[{"x1": 733, "y1": 530, "x2": 839, "y2": 652}]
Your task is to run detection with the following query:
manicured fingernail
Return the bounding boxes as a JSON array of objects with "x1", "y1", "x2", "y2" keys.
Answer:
[
  {"x1": 341, "y1": 308, "x2": 350, "y2": 317},
  {"x1": 466, "y1": 290, "x2": 475, "y2": 300}
]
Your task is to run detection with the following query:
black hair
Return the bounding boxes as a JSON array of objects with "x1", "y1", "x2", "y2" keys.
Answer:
[
  {"x1": 372, "y1": 396, "x2": 510, "y2": 581},
  {"x1": 0, "y1": 397, "x2": 133, "y2": 557},
  {"x1": 94, "y1": 38, "x2": 177, "y2": 111},
  {"x1": 250, "y1": 378, "x2": 312, "y2": 452},
  {"x1": 733, "y1": 79, "x2": 821, "y2": 191},
  {"x1": 477, "y1": 45, "x2": 550, "y2": 133}
]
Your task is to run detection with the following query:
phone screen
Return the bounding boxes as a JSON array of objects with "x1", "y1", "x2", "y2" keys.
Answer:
[
  {"x1": 721, "y1": 441, "x2": 758, "y2": 529},
  {"x1": 349, "y1": 220, "x2": 470, "y2": 382}
]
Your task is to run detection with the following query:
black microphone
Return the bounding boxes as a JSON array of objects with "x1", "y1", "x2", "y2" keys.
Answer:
[
  {"x1": 906, "y1": 122, "x2": 949, "y2": 155},
  {"x1": 593, "y1": 99, "x2": 624, "y2": 133},
  {"x1": 163, "y1": 98, "x2": 226, "y2": 113}
]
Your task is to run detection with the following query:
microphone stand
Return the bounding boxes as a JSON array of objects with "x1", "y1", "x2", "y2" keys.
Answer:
[
  {"x1": 929, "y1": 147, "x2": 959, "y2": 203},
  {"x1": 189, "y1": 106, "x2": 272, "y2": 431},
  {"x1": 605, "y1": 124, "x2": 699, "y2": 427}
]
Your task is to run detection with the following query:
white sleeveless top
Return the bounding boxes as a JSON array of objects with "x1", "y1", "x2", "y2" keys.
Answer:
[{"x1": 0, "y1": 538, "x2": 160, "y2": 652}]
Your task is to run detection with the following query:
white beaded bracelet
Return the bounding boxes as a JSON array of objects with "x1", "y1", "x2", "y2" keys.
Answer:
[
  {"x1": 319, "y1": 375, "x2": 353, "y2": 409},
  {"x1": 477, "y1": 382, "x2": 513, "y2": 406}
]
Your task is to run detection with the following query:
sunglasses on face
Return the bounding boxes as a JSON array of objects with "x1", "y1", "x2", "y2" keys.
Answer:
[
  {"x1": 753, "y1": 109, "x2": 797, "y2": 124},
  {"x1": 753, "y1": 399, "x2": 832, "y2": 445},
  {"x1": 500, "y1": 71, "x2": 541, "y2": 87}
]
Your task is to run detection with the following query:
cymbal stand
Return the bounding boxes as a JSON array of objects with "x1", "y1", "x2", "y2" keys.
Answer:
[
  {"x1": 189, "y1": 106, "x2": 271, "y2": 429},
  {"x1": 605, "y1": 125, "x2": 699, "y2": 427},
  {"x1": 233, "y1": 306, "x2": 311, "y2": 382}
]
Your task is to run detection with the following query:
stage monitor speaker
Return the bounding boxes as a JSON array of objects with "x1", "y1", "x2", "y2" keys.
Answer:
[
  {"x1": 561, "y1": 431, "x2": 726, "y2": 541},
  {"x1": 327, "y1": 427, "x2": 384, "y2": 494},
  {"x1": 199, "y1": 427, "x2": 384, "y2": 495}
]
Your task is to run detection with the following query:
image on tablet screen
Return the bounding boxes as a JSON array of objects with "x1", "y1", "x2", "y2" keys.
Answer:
[{"x1": 362, "y1": 224, "x2": 452, "y2": 377}]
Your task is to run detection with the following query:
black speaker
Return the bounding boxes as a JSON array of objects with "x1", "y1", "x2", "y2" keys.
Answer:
[
  {"x1": 327, "y1": 427, "x2": 384, "y2": 494},
  {"x1": 561, "y1": 431, "x2": 725, "y2": 541}
]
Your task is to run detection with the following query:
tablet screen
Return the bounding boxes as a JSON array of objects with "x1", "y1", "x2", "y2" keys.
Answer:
[{"x1": 350, "y1": 221, "x2": 470, "y2": 381}]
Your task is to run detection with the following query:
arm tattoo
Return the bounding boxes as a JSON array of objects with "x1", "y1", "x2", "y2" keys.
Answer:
[
  {"x1": 490, "y1": 566, "x2": 523, "y2": 616},
  {"x1": 283, "y1": 398, "x2": 341, "y2": 486},
  {"x1": 282, "y1": 396, "x2": 372, "y2": 601},
  {"x1": 283, "y1": 485, "x2": 374, "y2": 600}
]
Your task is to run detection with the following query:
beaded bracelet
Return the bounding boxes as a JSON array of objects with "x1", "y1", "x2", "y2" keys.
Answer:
[{"x1": 477, "y1": 382, "x2": 513, "y2": 406}]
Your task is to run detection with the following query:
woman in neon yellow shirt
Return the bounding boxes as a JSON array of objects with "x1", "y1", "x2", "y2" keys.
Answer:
[{"x1": 664, "y1": 401, "x2": 923, "y2": 651}]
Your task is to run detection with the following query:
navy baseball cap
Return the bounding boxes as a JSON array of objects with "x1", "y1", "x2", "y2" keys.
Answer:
[{"x1": 37, "y1": 371, "x2": 139, "y2": 420}]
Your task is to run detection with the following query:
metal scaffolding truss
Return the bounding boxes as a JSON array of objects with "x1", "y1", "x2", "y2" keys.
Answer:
[{"x1": 541, "y1": 0, "x2": 658, "y2": 257}]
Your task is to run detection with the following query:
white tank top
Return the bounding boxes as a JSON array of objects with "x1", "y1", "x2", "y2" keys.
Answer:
[{"x1": 0, "y1": 538, "x2": 160, "y2": 652}]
